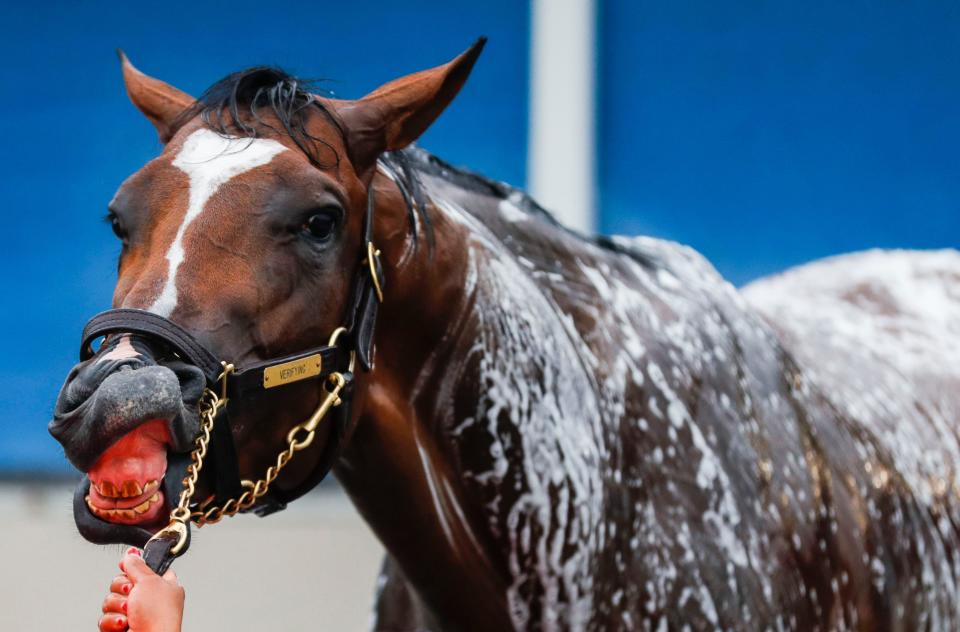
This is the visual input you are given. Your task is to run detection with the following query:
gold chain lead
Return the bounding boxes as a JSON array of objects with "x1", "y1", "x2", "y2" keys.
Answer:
[
  {"x1": 148, "y1": 358, "x2": 349, "y2": 555},
  {"x1": 188, "y1": 371, "x2": 346, "y2": 526}
]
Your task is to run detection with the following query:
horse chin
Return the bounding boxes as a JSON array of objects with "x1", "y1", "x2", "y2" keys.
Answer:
[{"x1": 72, "y1": 420, "x2": 191, "y2": 546}]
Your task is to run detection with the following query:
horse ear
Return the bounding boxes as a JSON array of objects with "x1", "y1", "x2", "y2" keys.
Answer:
[
  {"x1": 118, "y1": 50, "x2": 194, "y2": 143},
  {"x1": 327, "y1": 38, "x2": 486, "y2": 177}
]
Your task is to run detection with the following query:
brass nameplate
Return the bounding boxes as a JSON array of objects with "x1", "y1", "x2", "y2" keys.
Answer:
[{"x1": 263, "y1": 354, "x2": 322, "y2": 389}]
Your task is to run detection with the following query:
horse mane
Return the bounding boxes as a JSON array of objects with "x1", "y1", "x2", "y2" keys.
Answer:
[
  {"x1": 397, "y1": 146, "x2": 660, "y2": 269},
  {"x1": 180, "y1": 67, "x2": 656, "y2": 268}
]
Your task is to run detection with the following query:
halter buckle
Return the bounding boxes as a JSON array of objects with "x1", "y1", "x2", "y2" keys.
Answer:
[
  {"x1": 366, "y1": 241, "x2": 384, "y2": 303},
  {"x1": 218, "y1": 362, "x2": 235, "y2": 403}
]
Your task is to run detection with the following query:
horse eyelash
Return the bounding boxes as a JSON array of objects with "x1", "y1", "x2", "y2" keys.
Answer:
[{"x1": 102, "y1": 212, "x2": 121, "y2": 232}]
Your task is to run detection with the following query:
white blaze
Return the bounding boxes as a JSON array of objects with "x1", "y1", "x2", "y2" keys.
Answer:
[
  {"x1": 146, "y1": 128, "x2": 287, "y2": 317},
  {"x1": 96, "y1": 335, "x2": 137, "y2": 363}
]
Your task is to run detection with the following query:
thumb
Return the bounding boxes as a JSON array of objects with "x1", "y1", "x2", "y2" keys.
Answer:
[
  {"x1": 162, "y1": 568, "x2": 179, "y2": 584},
  {"x1": 121, "y1": 552, "x2": 157, "y2": 584}
]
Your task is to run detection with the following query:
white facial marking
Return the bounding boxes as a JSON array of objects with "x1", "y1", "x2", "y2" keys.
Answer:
[
  {"x1": 145, "y1": 128, "x2": 287, "y2": 317},
  {"x1": 96, "y1": 335, "x2": 137, "y2": 364}
]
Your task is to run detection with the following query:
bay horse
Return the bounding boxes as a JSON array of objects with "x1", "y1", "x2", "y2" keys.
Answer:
[{"x1": 50, "y1": 40, "x2": 960, "y2": 630}]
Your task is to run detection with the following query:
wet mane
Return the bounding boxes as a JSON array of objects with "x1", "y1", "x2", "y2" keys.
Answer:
[
  {"x1": 181, "y1": 67, "x2": 655, "y2": 267},
  {"x1": 398, "y1": 146, "x2": 660, "y2": 269}
]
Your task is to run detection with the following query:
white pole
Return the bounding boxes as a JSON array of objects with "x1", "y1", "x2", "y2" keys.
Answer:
[{"x1": 527, "y1": 0, "x2": 597, "y2": 234}]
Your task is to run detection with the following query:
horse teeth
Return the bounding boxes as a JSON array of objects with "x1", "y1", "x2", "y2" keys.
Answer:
[
  {"x1": 121, "y1": 480, "x2": 143, "y2": 498},
  {"x1": 86, "y1": 491, "x2": 161, "y2": 520},
  {"x1": 132, "y1": 493, "x2": 161, "y2": 514},
  {"x1": 93, "y1": 480, "x2": 155, "y2": 498}
]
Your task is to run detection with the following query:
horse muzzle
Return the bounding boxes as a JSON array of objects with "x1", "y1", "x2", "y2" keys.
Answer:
[
  {"x1": 49, "y1": 334, "x2": 207, "y2": 545},
  {"x1": 50, "y1": 293, "x2": 371, "y2": 557}
]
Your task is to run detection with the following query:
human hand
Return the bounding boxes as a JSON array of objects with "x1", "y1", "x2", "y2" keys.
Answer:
[{"x1": 98, "y1": 548, "x2": 184, "y2": 632}]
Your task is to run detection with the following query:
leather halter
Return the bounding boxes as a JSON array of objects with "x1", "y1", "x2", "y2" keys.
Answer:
[{"x1": 77, "y1": 189, "x2": 385, "y2": 573}]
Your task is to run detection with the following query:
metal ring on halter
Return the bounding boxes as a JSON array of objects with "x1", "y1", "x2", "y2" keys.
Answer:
[
  {"x1": 218, "y1": 362, "x2": 235, "y2": 402},
  {"x1": 366, "y1": 242, "x2": 384, "y2": 303},
  {"x1": 327, "y1": 326, "x2": 357, "y2": 373},
  {"x1": 148, "y1": 518, "x2": 189, "y2": 556}
]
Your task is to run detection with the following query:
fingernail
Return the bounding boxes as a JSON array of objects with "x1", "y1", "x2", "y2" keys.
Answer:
[
  {"x1": 117, "y1": 616, "x2": 126, "y2": 628},
  {"x1": 126, "y1": 547, "x2": 140, "y2": 556},
  {"x1": 122, "y1": 601, "x2": 127, "y2": 613},
  {"x1": 122, "y1": 584, "x2": 130, "y2": 594}
]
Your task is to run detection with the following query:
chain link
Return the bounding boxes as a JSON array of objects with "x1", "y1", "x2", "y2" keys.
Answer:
[
  {"x1": 148, "y1": 349, "x2": 351, "y2": 559},
  {"x1": 147, "y1": 386, "x2": 224, "y2": 556},
  {"x1": 186, "y1": 372, "x2": 348, "y2": 527},
  {"x1": 166, "y1": 388, "x2": 221, "y2": 523}
]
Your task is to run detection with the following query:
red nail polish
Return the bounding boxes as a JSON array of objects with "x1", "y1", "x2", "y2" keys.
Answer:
[
  {"x1": 122, "y1": 584, "x2": 130, "y2": 594},
  {"x1": 122, "y1": 601, "x2": 127, "y2": 613},
  {"x1": 117, "y1": 616, "x2": 126, "y2": 628}
]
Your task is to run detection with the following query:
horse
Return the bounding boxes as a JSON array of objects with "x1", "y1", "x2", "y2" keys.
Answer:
[{"x1": 49, "y1": 40, "x2": 960, "y2": 630}]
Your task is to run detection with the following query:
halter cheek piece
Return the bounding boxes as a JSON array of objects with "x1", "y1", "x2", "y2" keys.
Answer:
[{"x1": 78, "y1": 191, "x2": 385, "y2": 575}]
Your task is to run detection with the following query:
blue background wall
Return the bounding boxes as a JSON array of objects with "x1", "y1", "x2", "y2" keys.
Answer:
[
  {"x1": 1, "y1": 1, "x2": 957, "y2": 472},
  {"x1": 599, "y1": 1, "x2": 960, "y2": 284}
]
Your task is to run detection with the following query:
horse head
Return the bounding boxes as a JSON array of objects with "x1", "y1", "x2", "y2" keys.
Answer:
[{"x1": 49, "y1": 41, "x2": 484, "y2": 546}]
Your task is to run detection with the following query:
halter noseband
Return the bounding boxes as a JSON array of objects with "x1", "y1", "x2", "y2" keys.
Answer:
[{"x1": 77, "y1": 189, "x2": 385, "y2": 574}]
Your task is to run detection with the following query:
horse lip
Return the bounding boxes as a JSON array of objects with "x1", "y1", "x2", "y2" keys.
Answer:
[
  {"x1": 71, "y1": 453, "x2": 193, "y2": 547},
  {"x1": 50, "y1": 365, "x2": 200, "y2": 473},
  {"x1": 73, "y1": 477, "x2": 155, "y2": 547}
]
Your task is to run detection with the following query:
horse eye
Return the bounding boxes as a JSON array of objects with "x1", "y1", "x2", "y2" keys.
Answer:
[
  {"x1": 302, "y1": 212, "x2": 337, "y2": 240},
  {"x1": 107, "y1": 213, "x2": 127, "y2": 241}
]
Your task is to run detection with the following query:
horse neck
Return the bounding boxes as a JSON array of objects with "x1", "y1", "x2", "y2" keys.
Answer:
[
  {"x1": 335, "y1": 167, "x2": 682, "y2": 624},
  {"x1": 334, "y1": 170, "x2": 514, "y2": 628},
  {"x1": 333, "y1": 167, "x2": 760, "y2": 628}
]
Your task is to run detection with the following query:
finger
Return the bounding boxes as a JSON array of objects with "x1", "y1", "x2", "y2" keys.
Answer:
[
  {"x1": 117, "y1": 547, "x2": 141, "y2": 573},
  {"x1": 98, "y1": 612, "x2": 128, "y2": 631},
  {"x1": 120, "y1": 552, "x2": 156, "y2": 584},
  {"x1": 101, "y1": 592, "x2": 127, "y2": 614},
  {"x1": 162, "y1": 568, "x2": 179, "y2": 584},
  {"x1": 110, "y1": 575, "x2": 132, "y2": 596}
]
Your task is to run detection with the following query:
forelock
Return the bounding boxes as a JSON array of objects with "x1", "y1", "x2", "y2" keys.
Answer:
[{"x1": 174, "y1": 67, "x2": 344, "y2": 169}]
